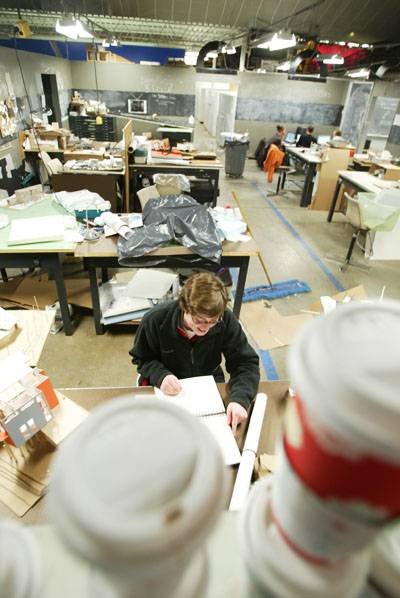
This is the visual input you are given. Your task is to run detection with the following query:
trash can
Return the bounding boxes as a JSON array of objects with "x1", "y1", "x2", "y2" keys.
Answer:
[{"x1": 224, "y1": 139, "x2": 249, "y2": 178}]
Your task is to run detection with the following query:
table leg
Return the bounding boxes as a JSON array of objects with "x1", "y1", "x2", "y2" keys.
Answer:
[
  {"x1": 233, "y1": 257, "x2": 249, "y2": 318},
  {"x1": 47, "y1": 255, "x2": 73, "y2": 336},
  {"x1": 101, "y1": 268, "x2": 109, "y2": 283},
  {"x1": 300, "y1": 163, "x2": 316, "y2": 207},
  {"x1": 88, "y1": 266, "x2": 105, "y2": 335},
  {"x1": 327, "y1": 178, "x2": 342, "y2": 222},
  {"x1": 0, "y1": 268, "x2": 8, "y2": 282}
]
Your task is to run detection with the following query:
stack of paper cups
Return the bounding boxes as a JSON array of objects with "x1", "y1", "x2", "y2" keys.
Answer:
[
  {"x1": 241, "y1": 477, "x2": 369, "y2": 598},
  {"x1": 370, "y1": 525, "x2": 400, "y2": 597},
  {"x1": 0, "y1": 519, "x2": 43, "y2": 598},
  {"x1": 273, "y1": 301, "x2": 400, "y2": 563},
  {"x1": 47, "y1": 397, "x2": 227, "y2": 598}
]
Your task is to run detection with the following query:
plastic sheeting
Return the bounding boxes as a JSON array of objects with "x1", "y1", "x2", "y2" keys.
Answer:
[
  {"x1": 118, "y1": 195, "x2": 222, "y2": 266},
  {"x1": 358, "y1": 191, "x2": 400, "y2": 232},
  {"x1": 153, "y1": 173, "x2": 190, "y2": 193}
]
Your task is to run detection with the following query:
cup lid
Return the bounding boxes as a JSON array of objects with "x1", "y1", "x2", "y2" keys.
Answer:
[
  {"x1": 288, "y1": 301, "x2": 400, "y2": 459},
  {"x1": 47, "y1": 397, "x2": 226, "y2": 566}
]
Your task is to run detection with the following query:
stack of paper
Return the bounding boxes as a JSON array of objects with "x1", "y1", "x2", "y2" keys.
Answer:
[
  {"x1": 100, "y1": 282, "x2": 152, "y2": 325},
  {"x1": 154, "y1": 376, "x2": 241, "y2": 466},
  {"x1": 100, "y1": 269, "x2": 178, "y2": 325}
]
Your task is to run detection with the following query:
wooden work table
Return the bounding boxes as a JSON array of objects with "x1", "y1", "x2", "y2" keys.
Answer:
[
  {"x1": 0, "y1": 380, "x2": 288, "y2": 523},
  {"x1": 75, "y1": 234, "x2": 259, "y2": 334}
]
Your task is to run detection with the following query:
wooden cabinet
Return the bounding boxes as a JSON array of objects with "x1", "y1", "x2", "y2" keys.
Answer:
[{"x1": 311, "y1": 147, "x2": 353, "y2": 211}]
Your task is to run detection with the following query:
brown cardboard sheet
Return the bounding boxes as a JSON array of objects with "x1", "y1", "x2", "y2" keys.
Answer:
[{"x1": 240, "y1": 301, "x2": 311, "y2": 350}]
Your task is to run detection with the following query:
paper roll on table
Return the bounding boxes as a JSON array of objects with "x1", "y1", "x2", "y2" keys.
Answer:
[{"x1": 229, "y1": 393, "x2": 267, "y2": 511}]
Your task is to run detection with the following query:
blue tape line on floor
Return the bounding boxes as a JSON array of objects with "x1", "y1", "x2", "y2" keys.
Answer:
[
  {"x1": 252, "y1": 181, "x2": 345, "y2": 292},
  {"x1": 260, "y1": 349, "x2": 279, "y2": 380}
]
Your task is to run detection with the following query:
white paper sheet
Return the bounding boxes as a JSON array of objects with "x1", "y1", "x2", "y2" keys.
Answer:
[
  {"x1": 200, "y1": 413, "x2": 241, "y2": 465},
  {"x1": 7, "y1": 216, "x2": 66, "y2": 245},
  {"x1": 127, "y1": 268, "x2": 178, "y2": 299},
  {"x1": 154, "y1": 375, "x2": 225, "y2": 417}
]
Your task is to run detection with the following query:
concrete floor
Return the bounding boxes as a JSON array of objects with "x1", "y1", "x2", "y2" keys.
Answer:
[{"x1": 37, "y1": 125, "x2": 400, "y2": 388}]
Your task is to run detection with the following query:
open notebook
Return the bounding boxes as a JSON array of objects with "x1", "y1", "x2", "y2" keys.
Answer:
[{"x1": 154, "y1": 376, "x2": 241, "y2": 466}]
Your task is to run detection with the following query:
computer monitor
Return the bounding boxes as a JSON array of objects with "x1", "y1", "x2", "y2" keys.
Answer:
[
  {"x1": 285, "y1": 132, "x2": 296, "y2": 144},
  {"x1": 317, "y1": 135, "x2": 330, "y2": 145}
]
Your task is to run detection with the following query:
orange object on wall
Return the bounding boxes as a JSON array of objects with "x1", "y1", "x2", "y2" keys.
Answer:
[{"x1": 263, "y1": 144, "x2": 285, "y2": 183}]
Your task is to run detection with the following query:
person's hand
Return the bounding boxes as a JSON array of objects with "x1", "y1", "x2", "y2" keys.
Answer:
[
  {"x1": 160, "y1": 375, "x2": 182, "y2": 395},
  {"x1": 226, "y1": 402, "x2": 248, "y2": 434}
]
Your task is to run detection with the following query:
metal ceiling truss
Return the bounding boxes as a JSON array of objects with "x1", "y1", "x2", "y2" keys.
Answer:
[{"x1": 0, "y1": 8, "x2": 246, "y2": 48}]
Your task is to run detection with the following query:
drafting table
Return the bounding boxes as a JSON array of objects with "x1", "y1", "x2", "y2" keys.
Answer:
[
  {"x1": 285, "y1": 146, "x2": 324, "y2": 207},
  {"x1": 75, "y1": 235, "x2": 259, "y2": 334},
  {"x1": 130, "y1": 160, "x2": 222, "y2": 210},
  {"x1": 0, "y1": 198, "x2": 77, "y2": 335},
  {"x1": 327, "y1": 170, "x2": 398, "y2": 222}
]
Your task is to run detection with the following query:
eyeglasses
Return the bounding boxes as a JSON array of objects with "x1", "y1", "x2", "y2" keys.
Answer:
[{"x1": 191, "y1": 314, "x2": 221, "y2": 327}]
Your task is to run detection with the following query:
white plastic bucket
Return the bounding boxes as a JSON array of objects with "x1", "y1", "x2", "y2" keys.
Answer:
[
  {"x1": 47, "y1": 397, "x2": 227, "y2": 598},
  {"x1": 240, "y1": 476, "x2": 369, "y2": 598}
]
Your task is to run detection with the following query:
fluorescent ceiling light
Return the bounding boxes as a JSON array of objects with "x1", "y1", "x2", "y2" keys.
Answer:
[
  {"x1": 276, "y1": 61, "x2": 291, "y2": 72},
  {"x1": 322, "y1": 54, "x2": 344, "y2": 65},
  {"x1": 347, "y1": 68, "x2": 370, "y2": 78},
  {"x1": 55, "y1": 16, "x2": 93, "y2": 39},
  {"x1": 184, "y1": 51, "x2": 199, "y2": 65},
  {"x1": 257, "y1": 30, "x2": 296, "y2": 51}
]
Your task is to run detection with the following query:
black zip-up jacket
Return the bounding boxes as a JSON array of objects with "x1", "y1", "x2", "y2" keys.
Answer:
[{"x1": 129, "y1": 301, "x2": 260, "y2": 410}]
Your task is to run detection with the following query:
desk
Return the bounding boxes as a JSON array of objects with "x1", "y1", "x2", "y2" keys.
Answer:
[
  {"x1": 130, "y1": 160, "x2": 222, "y2": 210},
  {"x1": 75, "y1": 235, "x2": 258, "y2": 334},
  {"x1": 327, "y1": 170, "x2": 397, "y2": 222},
  {"x1": 0, "y1": 198, "x2": 77, "y2": 335},
  {"x1": 0, "y1": 380, "x2": 287, "y2": 522},
  {"x1": 52, "y1": 169, "x2": 125, "y2": 212},
  {"x1": 286, "y1": 147, "x2": 323, "y2": 207},
  {"x1": 369, "y1": 160, "x2": 400, "y2": 181}
]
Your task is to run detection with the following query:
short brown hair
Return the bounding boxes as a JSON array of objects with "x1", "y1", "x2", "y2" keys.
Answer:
[
  {"x1": 277, "y1": 125, "x2": 285, "y2": 133},
  {"x1": 179, "y1": 272, "x2": 228, "y2": 317},
  {"x1": 307, "y1": 126, "x2": 314, "y2": 133}
]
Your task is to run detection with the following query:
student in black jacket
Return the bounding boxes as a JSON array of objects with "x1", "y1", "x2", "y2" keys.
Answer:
[
  {"x1": 130, "y1": 272, "x2": 260, "y2": 432},
  {"x1": 296, "y1": 125, "x2": 317, "y2": 148}
]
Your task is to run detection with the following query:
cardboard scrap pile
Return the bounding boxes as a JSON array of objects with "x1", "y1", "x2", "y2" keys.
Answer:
[
  {"x1": 241, "y1": 285, "x2": 367, "y2": 350},
  {"x1": 0, "y1": 273, "x2": 95, "y2": 311}
]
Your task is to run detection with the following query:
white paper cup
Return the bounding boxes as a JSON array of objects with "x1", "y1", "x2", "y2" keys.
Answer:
[
  {"x1": 241, "y1": 476, "x2": 369, "y2": 598},
  {"x1": 286, "y1": 301, "x2": 400, "y2": 519},
  {"x1": 272, "y1": 444, "x2": 382, "y2": 562},
  {"x1": 0, "y1": 519, "x2": 43, "y2": 598},
  {"x1": 47, "y1": 397, "x2": 227, "y2": 598},
  {"x1": 370, "y1": 524, "x2": 400, "y2": 597}
]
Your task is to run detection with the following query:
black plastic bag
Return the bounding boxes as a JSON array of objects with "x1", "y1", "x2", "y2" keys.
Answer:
[{"x1": 118, "y1": 194, "x2": 222, "y2": 265}]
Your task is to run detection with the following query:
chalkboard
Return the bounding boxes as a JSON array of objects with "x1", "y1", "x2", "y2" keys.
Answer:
[
  {"x1": 341, "y1": 82, "x2": 373, "y2": 147},
  {"x1": 368, "y1": 96, "x2": 399, "y2": 136},
  {"x1": 75, "y1": 89, "x2": 195, "y2": 117},
  {"x1": 235, "y1": 98, "x2": 342, "y2": 125}
]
